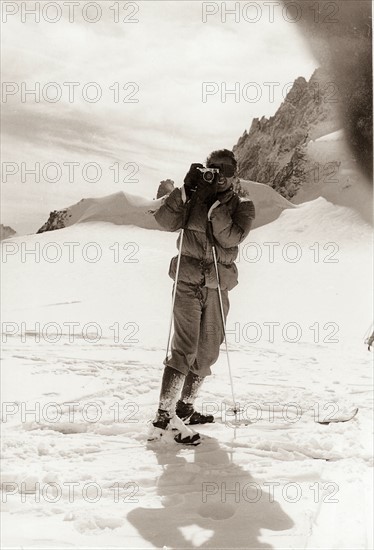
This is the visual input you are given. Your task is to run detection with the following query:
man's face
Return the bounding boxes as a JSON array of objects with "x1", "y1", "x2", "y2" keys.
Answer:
[{"x1": 208, "y1": 157, "x2": 238, "y2": 192}]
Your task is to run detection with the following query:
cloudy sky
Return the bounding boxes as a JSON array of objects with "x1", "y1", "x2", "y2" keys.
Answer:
[{"x1": 1, "y1": 1, "x2": 318, "y2": 234}]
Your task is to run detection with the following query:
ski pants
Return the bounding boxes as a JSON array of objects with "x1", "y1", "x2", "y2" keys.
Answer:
[{"x1": 165, "y1": 280, "x2": 230, "y2": 378}]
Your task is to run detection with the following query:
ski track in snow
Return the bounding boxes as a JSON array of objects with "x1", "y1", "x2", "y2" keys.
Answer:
[{"x1": 1, "y1": 199, "x2": 373, "y2": 548}]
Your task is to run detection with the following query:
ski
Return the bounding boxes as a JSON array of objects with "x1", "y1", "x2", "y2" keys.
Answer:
[
  {"x1": 317, "y1": 407, "x2": 359, "y2": 425},
  {"x1": 146, "y1": 407, "x2": 359, "y2": 448},
  {"x1": 202, "y1": 406, "x2": 359, "y2": 428}
]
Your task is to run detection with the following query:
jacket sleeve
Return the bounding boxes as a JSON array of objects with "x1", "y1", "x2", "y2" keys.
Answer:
[
  {"x1": 154, "y1": 186, "x2": 189, "y2": 232},
  {"x1": 210, "y1": 198, "x2": 255, "y2": 248}
]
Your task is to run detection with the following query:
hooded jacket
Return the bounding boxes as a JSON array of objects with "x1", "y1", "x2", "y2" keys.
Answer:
[{"x1": 155, "y1": 185, "x2": 255, "y2": 291}]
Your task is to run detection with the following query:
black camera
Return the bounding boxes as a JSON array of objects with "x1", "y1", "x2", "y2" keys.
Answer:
[{"x1": 196, "y1": 166, "x2": 220, "y2": 183}]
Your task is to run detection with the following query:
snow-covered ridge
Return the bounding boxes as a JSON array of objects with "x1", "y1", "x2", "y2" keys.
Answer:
[
  {"x1": 314, "y1": 129, "x2": 345, "y2": 143},
  {"x1": 36, "y1": 181, "x2": 295, "y2": 235},
  {"x1": 36, "y1": 191, "x2": 163, "y2": 234}
]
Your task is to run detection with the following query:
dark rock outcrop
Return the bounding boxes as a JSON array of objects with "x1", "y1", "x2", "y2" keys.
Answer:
[
  {"x1": 37, "y1": 209, "x2": 70, "y2": 233},
  {"x1": 0, "y1": 224, "x2": 16, "y2": 240}
]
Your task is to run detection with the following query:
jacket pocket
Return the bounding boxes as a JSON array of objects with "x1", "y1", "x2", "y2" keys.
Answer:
[{"x1": 218, "y1": 262, "x2": 238, "y2": 291}]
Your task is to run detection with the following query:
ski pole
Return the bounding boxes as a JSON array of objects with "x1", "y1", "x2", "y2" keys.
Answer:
[{"x1": 208, "y1": 222, "x2": 239, "y2": 414}]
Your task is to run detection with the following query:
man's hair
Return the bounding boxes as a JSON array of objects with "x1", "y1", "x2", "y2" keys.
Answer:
[{"x1": 206, "y1": 149, "x2": 237, "y2": 168}]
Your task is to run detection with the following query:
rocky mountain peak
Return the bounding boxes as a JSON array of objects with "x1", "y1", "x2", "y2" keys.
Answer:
[
  {"x1": 0, "y1": 224, "x2": 17, "y2": 241},
  {"x1": 233, "y1": 67, "x2": 341, "y2": 200}
]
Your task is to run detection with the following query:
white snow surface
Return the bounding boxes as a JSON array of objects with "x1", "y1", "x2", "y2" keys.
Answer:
[
  {"x1": 1, "y1": 196, "x2": 373, "y2": 549},
  {"x1": 314, "y1": 130, "x2": 345, "y2": 143}
]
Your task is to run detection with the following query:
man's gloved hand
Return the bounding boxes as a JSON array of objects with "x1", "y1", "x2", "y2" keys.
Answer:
[
  {"x1": 184, "y1": 163, "x2": 204, "y2": 191},
  {"x1": 183, "y1": 163, "x2": 217, "y2": 202}
]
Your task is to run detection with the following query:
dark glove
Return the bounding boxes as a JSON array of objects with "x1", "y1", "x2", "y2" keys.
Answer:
[
  {"x1": 184, "y1": 163, "x2": 204, "y2": 191},
  {"x1": 183, "y1": 163, "x2": 217, "y2": 203}
]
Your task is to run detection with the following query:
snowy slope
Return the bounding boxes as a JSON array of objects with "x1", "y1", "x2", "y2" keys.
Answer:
[
  {"x1": 1, "y1": 197, "x2": 373, "y2": 549},
  {"x1": 294, "y1": 130, "x2": 372, "y2": 224},
  {"x1": 239, "y1": 179, "x2": 296, "y2": 227}
]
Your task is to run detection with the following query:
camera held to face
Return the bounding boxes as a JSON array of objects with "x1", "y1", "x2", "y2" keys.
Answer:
[{"x1": 196, "y1": 166, "x2": 220, "y2": 183}]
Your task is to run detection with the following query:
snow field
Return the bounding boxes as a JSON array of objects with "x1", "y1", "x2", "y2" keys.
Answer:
[{"x1": 1, "y1": 197, "x2": 372, "y2": 548}]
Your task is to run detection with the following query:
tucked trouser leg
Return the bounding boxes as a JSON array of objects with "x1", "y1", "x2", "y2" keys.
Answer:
[
  {"x1": 155, "y1": 282, "x2": 203, "y2": 427},
  {"x1": 165, "y1": 282, "x2": 203, "y2": 376},
  {"x1": 178, "y1": 287, "x2": 230, "y2": 416},
  {"x1": 160, "y1": 281, "x2": 229, "y2": 417},
  {"x1": 192, "y1": 286, "x2": 230, "y2": 378}
]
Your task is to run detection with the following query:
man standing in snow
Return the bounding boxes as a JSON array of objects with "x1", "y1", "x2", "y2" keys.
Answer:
[{"x1": 151, "y1": 149, "x2": 255, "y2": 444}]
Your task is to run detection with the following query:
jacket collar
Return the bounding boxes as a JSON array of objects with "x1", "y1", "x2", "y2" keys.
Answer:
[
  {"x1": 205, "y1": 186, "x2": 234, "y2": 209},
  {"x1": 216, "y1": 185, "x2": 234, "y2": 204}
]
